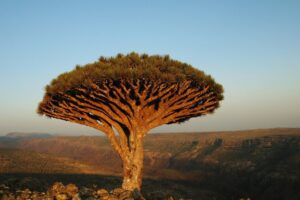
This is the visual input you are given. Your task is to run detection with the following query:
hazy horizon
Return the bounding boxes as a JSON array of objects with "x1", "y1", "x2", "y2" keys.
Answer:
[
  {"x1": 2, "y1": 127, "x2": 300, "y2": 137},
  {"x1": 0, "y1": 1, "x2": 299, "y2": 136}
]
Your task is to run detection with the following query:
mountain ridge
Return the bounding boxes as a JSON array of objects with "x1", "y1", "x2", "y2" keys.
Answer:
[{"x1": 4, "y1": 132, "x2": 52, "y2": 139}]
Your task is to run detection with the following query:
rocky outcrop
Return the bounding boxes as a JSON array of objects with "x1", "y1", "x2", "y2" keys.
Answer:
[{"x1": 0, "y1": 182, "x2": 179, "y2": 200}]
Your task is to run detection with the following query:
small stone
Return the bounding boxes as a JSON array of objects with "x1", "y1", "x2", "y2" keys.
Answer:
[
  {"x1": 23, "y1": 189, "x2": 32, "y2": 194},
  {"x1": 65, "y1": 184, "x2": 78, "y2": 197},
  {"x1": 72, "y1": 193, "x2": 81, "y2": 200},
  {"x1": 31, "y1": 192, "x2": 43, "y2": 200},
  {"x1": 96, "y1": 189, "x2": 109, "y2": 197},
  {"x1": 20, "y1": 189, "x2": 32, "y2": 199},
  {"x1": 51, "y1": 182, "x2": 65, "y2": 192},
  {"x1": 31, "y1": 191, "x2": 40, "y2": 196},
  {"x1": 56, "y1": 193, "x2": 68, "y2": 200},
  {"x1": 48, "y1": 182, "x2": 65, "y2": 198}
]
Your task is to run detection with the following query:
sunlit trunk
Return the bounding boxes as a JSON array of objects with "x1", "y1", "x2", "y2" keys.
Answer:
[{"x1": 122, "y1": 136, "x2": 144, "y2": 191}]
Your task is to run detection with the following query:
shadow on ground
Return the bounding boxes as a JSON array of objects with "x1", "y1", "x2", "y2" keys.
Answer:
[{"x1": 0, "y1": 173, "x2": 196, "y2": 199}]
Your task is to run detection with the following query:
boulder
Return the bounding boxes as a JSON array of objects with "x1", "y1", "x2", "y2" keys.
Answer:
[{"x1": 65, "y1": 184, "x2": 78, "y2": 198}]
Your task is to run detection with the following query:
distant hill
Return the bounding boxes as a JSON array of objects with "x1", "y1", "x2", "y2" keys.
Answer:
[
  {"x1": 6, "y1": 128, "x2": 299, "y2": 178},
  {"x1": 0, "y1": 132, "x2": 53, "y2": 149},
  {"x1": 0, "y1": 148, "x2": 105, "y2": 174},
  {"x1": 5, "y1": 132, "x2": 52, "y2": 139},
  {"x1": 0, "y1": 128, "x2": 299, "y2": 199}
]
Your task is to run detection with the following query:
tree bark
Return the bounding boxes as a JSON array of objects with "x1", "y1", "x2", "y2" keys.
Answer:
[{"x1": 121, "y1": 133, "x2": 144, "y2": 191}]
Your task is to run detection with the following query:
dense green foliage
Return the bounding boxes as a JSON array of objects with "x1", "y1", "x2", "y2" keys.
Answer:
[{"x1": 45, "y1": 52, "x2": 223, "y2": 100}]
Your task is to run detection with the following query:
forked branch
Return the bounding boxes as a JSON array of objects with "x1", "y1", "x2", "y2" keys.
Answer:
[{"x1": 38, "y1": 79, "x2": 220, "y2": 159}]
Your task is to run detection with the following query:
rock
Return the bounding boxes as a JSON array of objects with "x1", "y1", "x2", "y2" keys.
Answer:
[
  {"x1": 47, "y1": 182, "x2": 79, "y2": 200},
  {"x1": 96, "y1": 188, "x2": 109, "y2": 197},
  {"x1": 65, "y1": 184, "x2": 78, "y2": 198},
  {"x1": 49, "y1": 182, "x2": 65, "y2": 197},
  {"x1": 0, "y1": 182, "x2": 185, "y2": 200},
  {"x1": 31, "y1": 192, "x2": 42, "y2": 200},
  {"x1": 56, "y1": 193, "x2": 68, "y2": 200},
  {"x1": 72, "y1": 193, "x2": 81, "y2": 200},
  {"x1": 19, "y1": 189, "x2": 32, "y2": 199}
]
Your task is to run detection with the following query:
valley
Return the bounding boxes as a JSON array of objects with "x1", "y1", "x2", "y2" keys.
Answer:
[{"x1": 0, "y1": 128, "x2": 299, "y2": 199}]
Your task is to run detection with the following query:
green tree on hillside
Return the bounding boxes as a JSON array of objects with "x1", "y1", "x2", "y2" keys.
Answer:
[{"x1": 37, "y1": 52, "x2": 224, "y2": 191}]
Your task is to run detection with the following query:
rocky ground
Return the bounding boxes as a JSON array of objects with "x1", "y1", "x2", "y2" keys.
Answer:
[{"x1": 0, "y1": 182, "x2": 184, "y2": 200}]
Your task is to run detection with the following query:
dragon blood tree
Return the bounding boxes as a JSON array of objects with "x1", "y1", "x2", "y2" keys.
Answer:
[{"x1": 37, "y1": 52, "x2": 224, "y2": 191}]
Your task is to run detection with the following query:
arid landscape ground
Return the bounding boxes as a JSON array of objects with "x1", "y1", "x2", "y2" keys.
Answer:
[{"x1": 0, "y1": 128, "x2": 299, "y2": 199}]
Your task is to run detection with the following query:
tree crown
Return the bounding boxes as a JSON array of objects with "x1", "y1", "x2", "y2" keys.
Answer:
[
  {"x1": 45, "y1": 52, "x2": 223, "y2": 100},
  {"x1": 37, "y1": 52, "x2": 224, "y2": 191}
]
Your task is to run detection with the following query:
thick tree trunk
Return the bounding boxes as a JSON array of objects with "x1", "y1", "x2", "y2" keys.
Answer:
[{"x1": 122, "y1": 136, "x2": 144, "y2": 191}]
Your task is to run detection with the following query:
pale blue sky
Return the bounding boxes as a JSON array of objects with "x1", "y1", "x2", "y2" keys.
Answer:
[{"x1": 0, "y1": 0, "x2": 299, "y2": 135}]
